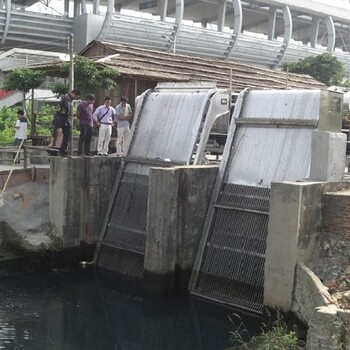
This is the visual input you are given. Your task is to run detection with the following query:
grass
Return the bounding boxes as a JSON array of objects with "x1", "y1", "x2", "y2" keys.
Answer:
[{"x1": 228, "y1": 310, "x2": 305, "y2": 350}]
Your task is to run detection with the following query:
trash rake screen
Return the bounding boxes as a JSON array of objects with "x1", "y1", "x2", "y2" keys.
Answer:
[{"x1": 191, "y1": 184, "x2": 270, "y2": 312}]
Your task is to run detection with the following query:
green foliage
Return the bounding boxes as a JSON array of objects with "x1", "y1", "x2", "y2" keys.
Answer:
[
  {"x1": 3, "y1": 67, "x2": 46, "y2": 136},
  {"x1": 59, "y1": 55, "x2": 120, "y2": 96},
  {"x1": 35, "y1": 103, "x2": 79, "y2": 136},
  {"x1": 51, "y1": 81, "x2": 69, "y2": 97},
  {"x1": 0, "y1": 107, "x2": 19, "y2": 145},
  {"x1": 35, "y1": 104, "x2": 57, "y2": 136},
  {"x1": 258, "y1": 319, "x2": 300, "y2": 350},
  {"x1": 0, "y1": 104, "x2": 77, "y2": 145},
  {"x1": 340, "y1": 80, "x2": 350, "y2": 88},
  {"x1": 3, "y1": 68, "x2": 46, "y2": 94},
  {"x1": 229, "y1": 312, "x2": 304, "y2": 350},
  {"x1": 282, "y1": 53, "x2": 344, "y2": 87}
]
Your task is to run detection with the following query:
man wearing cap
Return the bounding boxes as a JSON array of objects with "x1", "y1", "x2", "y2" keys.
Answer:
[
  {"x1": 58, "y1": 88, "x2": 81, "y2": 156},
  {"x1": 115, "y1": 96, "x2": 132, "y2": 156},
  {"x1": 77, "y1": 94, "x2": 96, "y2": 156},
  {"x1": 93, "y1": 96, "x2": 116, "y2": 156}
]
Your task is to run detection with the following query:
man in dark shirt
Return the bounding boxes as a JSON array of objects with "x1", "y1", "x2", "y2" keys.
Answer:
[
  {"x1": 77, "y1": 94, "x2": 96, "y2": 156},
  {"x1": 58, "y1": 88, "x2": 81, "y2": 156}
]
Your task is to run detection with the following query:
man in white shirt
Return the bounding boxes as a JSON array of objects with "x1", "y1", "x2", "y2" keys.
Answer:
[
  {"x1": 13, "y1": 109, "x2": 27, "y2": 146},
  {"x1": 93, "y1": 96, "x2": 116, "y2": 156}
]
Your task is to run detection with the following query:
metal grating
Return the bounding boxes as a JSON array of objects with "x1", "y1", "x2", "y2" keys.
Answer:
[
  {"x1": 192, "y1": 185, "x2": 270, "y2": 312},
  {"x1": 97, "y1": 244, "x2": 144, "y2": 279},
  {"x1": 95, "y1": 82, "x2": 230, "y2": 279},
  {"x1": 103, "y1": 172, "x2": 149, "y2": 255},
  {"x1": 190, "y1": 89, "x2": 321, "y2": 312}
]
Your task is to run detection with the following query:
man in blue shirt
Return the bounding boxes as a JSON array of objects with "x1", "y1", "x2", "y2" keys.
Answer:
[{"x1": 115, "y1": 96, "x2": 132, "y2": 156}]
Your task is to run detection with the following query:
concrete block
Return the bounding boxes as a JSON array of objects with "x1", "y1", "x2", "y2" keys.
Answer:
[
  {"x1": 49, "y1": 156, "x2": 120, "y2": 252},
  {"x1": 264, "y1": 181, "x2": 324, "y2": 310},
  {"x1": 144, "y1": 165, "x2": 218, "y2": 294},
  {"x1": 144, "y1": 167, "x2": 179, "y2": 293},
  {"x1": 310, "y1": 131, "x2": 346, "y2": 182}
]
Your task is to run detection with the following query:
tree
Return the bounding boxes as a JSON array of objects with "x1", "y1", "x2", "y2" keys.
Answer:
[
  {"x1": 3, "y1": 68, "x2": 46, "y2": 136},
  {"x1": 0, "y1": 107, "x2": 18, "y2": 145},
  {"x1": 282, "y1": 53, "x2": 344, "y2": 87},
  {"x1": 52, "y1": 55, "x2": 120, "y2": 97}
]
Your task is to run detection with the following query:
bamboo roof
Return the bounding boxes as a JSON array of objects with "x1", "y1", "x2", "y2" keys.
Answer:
[
  {"x1": 81, "y1": 41, "x2": 326, "y2": 92},
  {"x1": 25, "y1": 40, "x2": 326, "y2": 92}
]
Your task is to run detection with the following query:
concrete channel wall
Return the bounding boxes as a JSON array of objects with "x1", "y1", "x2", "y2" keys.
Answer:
[
  {"x1": 48, "y1": 156, "x2": 350, "y2": 348},
  {"x1": 49, "y1": 157, "x2": 121, "y2": 255},
  {"x1": 264, "y1": 180, "x2": 350, "y2": 349},
  {"x1": 49, "y1": 157, "x2": 218, "y2": 289}
]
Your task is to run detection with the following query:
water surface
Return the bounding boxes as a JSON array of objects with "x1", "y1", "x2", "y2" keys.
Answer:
[{"x1": 0, "y1": 267, "x2": 261, "y2": 350}]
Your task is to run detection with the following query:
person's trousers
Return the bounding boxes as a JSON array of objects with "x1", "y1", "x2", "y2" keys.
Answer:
[
  {"x1": 78, "y1": 124, "x2": 92, "y2": 154},
  {"x1": 59, "y1": 124, "x2": 71, "y2": 154},
  {"x1": 116, "y1": 126, "x2": 130, "y2": 155},
  {"x1": 13, "y1": 138, "x2": 25, "y2": 162},
  {"x1": 97, "y1": 124, "x2": 112, "y2": 155}
]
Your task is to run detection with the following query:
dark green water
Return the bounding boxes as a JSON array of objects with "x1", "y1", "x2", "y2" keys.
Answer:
[{"x1": 0, "y1": 267, "x2": 261, "y2": 350}]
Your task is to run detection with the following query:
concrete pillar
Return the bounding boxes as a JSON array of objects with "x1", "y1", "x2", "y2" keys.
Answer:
[
  {"x1": 264, "y1": 181, "x2": 324, "y2": 311},
  {"x1": 81, "y1": 0, "x2": 87, "y2": 14},
  {"x1": 49, "y1": 156, "x2": 121, "y2": 259},
  {"x1": 50, "y1": 157, "x2": 84, "y2": 248},
  {"x1": 310, "y1": 17, "x2": 320, "y2": 48},
  {"x1": 324, "y1": 16, "x2": 335, "y2": 52},
  {"x1": 268, "y1": 6, "x2": 277, "y2": 40},
  {"x1": 93, "y1": 0, "x2": 100, "y2": 15},
  {"x1": 73, "y1": 13, "x2": 105, "y2": 53},
  {"x1": 159, "y1": 0, "x2": 168, "y2": 21},
  {"x1": 310, "y1": 131, "x2": 346, "y2": 182},
  {"x1": 144, "y1": 165, "x2": 218, "y2": 294},
  {"x1": 64, "y1": 0, "x2": 69, "y2": 16},
  {"x1": 217, "y1": 0, "x2": 227, "y2": 32},
  {"x1": 74, "y1": 0, "x2": 80, "y2": 17}
]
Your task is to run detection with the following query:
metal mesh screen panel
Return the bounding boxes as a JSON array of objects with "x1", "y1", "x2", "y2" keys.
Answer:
[
  {"x1": 104, "y1": 172, "x2": 149, "y2": 254},
  {"x1": 97, "y1": 244, "x2": 144, "y2": 279},
  {"x1": 192, "y1": 184, "x2": 270, "y2": 312},
  {"x1": 219, "y1": 183, "x2": 270, "y2": 212}
]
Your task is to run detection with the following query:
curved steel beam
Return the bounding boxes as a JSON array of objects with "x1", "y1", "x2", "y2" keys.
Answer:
[
  {"x1": 225, "y1": 0, "x2": 242, "y2": 58},
  {"x1": 274, "y1": 5, "x2": 292, "y2": 68},
  {"x1": 97, "y1": 0, "x2": 114, "y2": 40},
  {"x1": 324, "y1": 15, "x2": 335, "y2": 52},
  {"x1": 1, "y1": 0, "x2": 11, "y2": 45}
]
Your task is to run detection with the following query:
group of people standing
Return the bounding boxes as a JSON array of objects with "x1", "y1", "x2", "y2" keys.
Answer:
[{"x1": 57, "y1": 90, "x2": 132, "y2": 157}]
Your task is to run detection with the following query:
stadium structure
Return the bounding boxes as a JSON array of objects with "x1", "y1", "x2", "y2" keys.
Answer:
[{"x1": 0, "y1": 0, "x2": 349, "y2": 74}]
